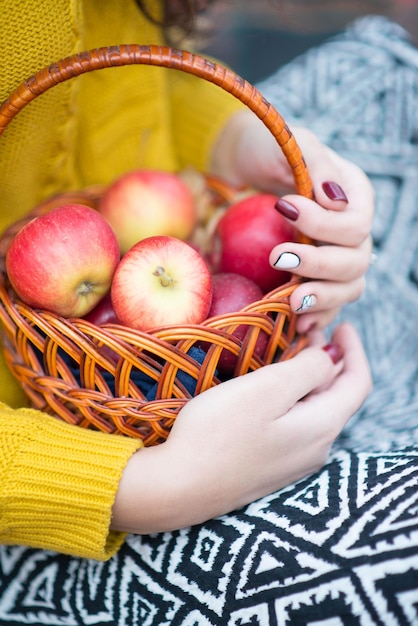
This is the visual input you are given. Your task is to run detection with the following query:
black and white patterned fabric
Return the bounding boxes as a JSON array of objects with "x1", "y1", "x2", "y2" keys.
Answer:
[{"x1": 1, "y1": 16, "x2": 418, "y2": 625}]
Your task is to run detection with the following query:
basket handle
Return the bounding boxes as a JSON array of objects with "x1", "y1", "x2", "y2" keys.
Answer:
[{"x1": 0, "y1": 44, "x2": 313, "y2": 199}]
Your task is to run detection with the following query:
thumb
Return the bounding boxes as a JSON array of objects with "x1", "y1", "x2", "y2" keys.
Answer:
[{"x1": 201, "y1": 341, "x2": 343, "y2": 420}]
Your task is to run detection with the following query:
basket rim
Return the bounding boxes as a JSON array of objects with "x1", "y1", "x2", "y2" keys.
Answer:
[{"x1": 0, "y1": 44, "x2": 313, "y2": 443}]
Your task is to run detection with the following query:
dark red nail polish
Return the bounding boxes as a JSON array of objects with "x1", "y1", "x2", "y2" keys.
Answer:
[
  {"x1": 322, "y1": 181, "x2": 348, "y2": 202},
  {"x1": 274, "y1": 198, "x2": 300, "y2": 221},
  {"x1": 322, "y1": 342, "x2": 343, "y2": 364}
]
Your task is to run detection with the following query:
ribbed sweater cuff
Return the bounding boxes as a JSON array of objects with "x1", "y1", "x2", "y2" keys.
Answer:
[{"x1": 0, "y1": 404, "x2": 143, "y2": 560}]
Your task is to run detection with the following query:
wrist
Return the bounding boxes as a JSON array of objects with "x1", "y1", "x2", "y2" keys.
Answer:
[
  {"x1": 210, "y1": 110, "x2": 257, "y2": 185},
  {"x1": 111, "y1": 437, "x2": 244, "y2": 534},
  {"x1": 111, "y1": 444, "x2": 169, "y2": 534},
  {"x1": 111, "y1": 442, "x2": 207, "y2": 534},
  {"x1": 210, "y1": 110, "x2": 292, "y2": 192}
]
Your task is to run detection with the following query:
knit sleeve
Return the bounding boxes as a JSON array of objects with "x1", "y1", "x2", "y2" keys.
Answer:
[
  {"x1": 168, "y1": 65, "x2": 247, "y2": 173},
  {"x1": 0, "y1": 403, "x2": 143, "y2": 560}
]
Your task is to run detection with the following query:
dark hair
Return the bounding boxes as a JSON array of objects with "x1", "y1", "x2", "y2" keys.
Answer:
[{"x1": 134, "y1": 0, "x2": 217, "y2": 41}]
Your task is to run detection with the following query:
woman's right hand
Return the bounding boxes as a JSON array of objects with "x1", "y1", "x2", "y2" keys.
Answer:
[
  {"x1": 111, "y1": 322, "x2": 371, "y2": 534},
  {"x1": 212, "y1": 115, "x2": 374, "y2": 332}
]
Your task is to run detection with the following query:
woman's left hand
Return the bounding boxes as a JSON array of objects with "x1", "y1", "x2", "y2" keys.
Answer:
[{"x1": 211, "y1": 112, "x2": 375, "y2": 332}]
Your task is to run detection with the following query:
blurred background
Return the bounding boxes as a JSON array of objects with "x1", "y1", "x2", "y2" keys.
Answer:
[{"x1": 197, "y1": 0, "x2": 390, "y2": 82}]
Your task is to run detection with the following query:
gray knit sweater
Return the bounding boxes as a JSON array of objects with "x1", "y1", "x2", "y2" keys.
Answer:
[
  {"x1": 259, "y1": 15, "x2": 418, "y2": 453},
  {"x1": 0, "y1": 16, "x2": 416, "y2": 626}
]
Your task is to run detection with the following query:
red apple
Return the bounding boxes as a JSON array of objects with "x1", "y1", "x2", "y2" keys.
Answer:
[
  {"x1": 209, "y1": 193, "x2": 295, "y2": 293},
  {"x1": 6, "y1": 204, "x2": 120, "y2": 318},
  {"x1": 204, "y1": 272, "x2": 268, "y2": 376},
  {"x1": 98, "y1": 169, "x2": 197, "y2": 254},
  {"x1": 83, "y1": 292, "x2": 120, "y2": 326},
  {"x1": 111, "y1": 235, "x2": 213, "y2": 331},
  {"x1": 82, "y1": 292, "x2": 121, "y2": 364}
]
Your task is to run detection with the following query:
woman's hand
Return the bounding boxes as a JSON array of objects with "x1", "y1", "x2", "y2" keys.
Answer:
[
  {"x1": 211, "y1": 112, "x2": 375, "y2": 332},
  {"x1": 111, "y1": 323, "x2": 371, "y2": 534}
]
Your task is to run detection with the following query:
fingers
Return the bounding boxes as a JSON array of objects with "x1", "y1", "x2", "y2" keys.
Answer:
[
  {"x1": 290, "y1": 276, "x2": 365, "y2": 312},
  {"x1": 270, "y1": 237, "x2": 373, "y2": 282},
  {"x1": 292, "y1": 130, "x2": 349, "y2": 209},
  {"x1": 207, "y1": 339, "x2": 344, "y2": 421},
  {"x1": 310, "y1": 147, "x2": 372, "y2": 207},
  {"x1": 292, "y1": 128, "x2": 374, "y2": 220},
  {"x1": 275, "y1": 128, "x2": 374, "y2": 255},
  {"x1": 313, "y1": 149, "x2": 374, "y2": 218},
  {"x1": 235, "y1": 323, "x2": 370, "y2": 439},
  {"x1": 295, "y1": 308, "x2": 341, "y2": 333},
  {"x1": 269, "y1": 236, "x2": 370, "y2": 320},
  {"x1": 175, "y1": 337, "x2": 344, "y2": 428},
  {"x1": 293, "y1": 273, "x2": 365, "y2": 312},
  {"x1": 274, "y1": 188, "x2": 372, "y2": 248},
  {"x1": 269, "y1": 151, "x2": 374, "y2": 322},
  {"x1": 290, "y1": 323, "x2": 372, "y2": 436},
  {"x1": 331, "y1": 322, "x2": 373, "y2": 403},
  {"x1": 322, "y1": 324, "x2": 372, "y2": 414}
]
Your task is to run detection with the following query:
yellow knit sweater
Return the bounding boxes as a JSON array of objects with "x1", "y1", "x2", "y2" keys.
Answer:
[{"x1": 0, "y1": 0, "x2": 244, "y2": 559}]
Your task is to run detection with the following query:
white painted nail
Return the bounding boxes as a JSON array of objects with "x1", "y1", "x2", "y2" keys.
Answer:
[
  {"x1": 273, "y1": 252, "x2": 301, "y2": 270},
  {"x1": 296, "y1": 294, "x2": 317, "y2": 312}
]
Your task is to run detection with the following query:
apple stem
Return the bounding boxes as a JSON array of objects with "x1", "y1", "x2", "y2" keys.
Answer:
[
  {"x1": 153, "y1": 266, "x2": 175, "y2": 288},
  {"x1": 77, "y1": 281, "x2": 95, "y2": 295}
]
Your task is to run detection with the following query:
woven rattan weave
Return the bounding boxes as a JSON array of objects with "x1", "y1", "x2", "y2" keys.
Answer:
[{"x1": 0, "y1": 45, "x2": 313, "y2": 445}]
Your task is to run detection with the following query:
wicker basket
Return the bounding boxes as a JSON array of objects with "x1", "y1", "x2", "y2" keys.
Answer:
[{"x1": 0, "y1": 45, "x2": 313, "y2": 446}]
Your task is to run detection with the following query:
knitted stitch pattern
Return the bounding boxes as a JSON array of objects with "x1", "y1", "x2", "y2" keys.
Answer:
[{"x1": 1, "y1": 16, "x2": 417, "y2": 625}]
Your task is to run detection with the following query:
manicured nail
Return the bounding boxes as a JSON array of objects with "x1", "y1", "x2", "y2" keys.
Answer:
[
  {"x1": 273, "y1": 252, "x2": 301, "y2": 270},
  {"x1": 295, "y1": 294, "x2": 317, "y2": 312},
  {"x1": 322, "y1": 342, "x2": 343, "y2": 364},
  {"x1": 322, "y1": 181, "x2": 348, "y2": 202},
  {"x1": 274, "y1": 198, "x2": 300, "y2": 221}
]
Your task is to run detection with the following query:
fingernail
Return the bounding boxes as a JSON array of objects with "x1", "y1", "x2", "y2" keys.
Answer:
[
  {"x1": 273, "y1": 252, "x2": 301, "y2": 269},
  {"x1": 322, "y1": 181, "x2": 348, "y2": 202},
  {"x1": 274, "y1": 198, "x2": 300, "y2": 221},
  {"x1": 295, "y1": 294, "x2": 317, "y2": 312},
  {"x1": 322, "y1": 342, "x2": 343, "y2": 364}
]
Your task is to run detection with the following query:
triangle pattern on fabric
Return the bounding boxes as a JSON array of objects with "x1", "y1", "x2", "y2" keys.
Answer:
[
  {"x1": 237, "y1": 531, "x2": 336, "y2": 598},
  {"x1": 356, "y1": 452, "x2": 418, "y2": 506},
  {"x1": 283, "y1": 472, "x2": 330, "y2": 515}
]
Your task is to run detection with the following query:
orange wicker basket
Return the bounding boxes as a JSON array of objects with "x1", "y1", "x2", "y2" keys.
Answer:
[{"x1": 0, "y1": 45, "x2": 313, "y2": 446}]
